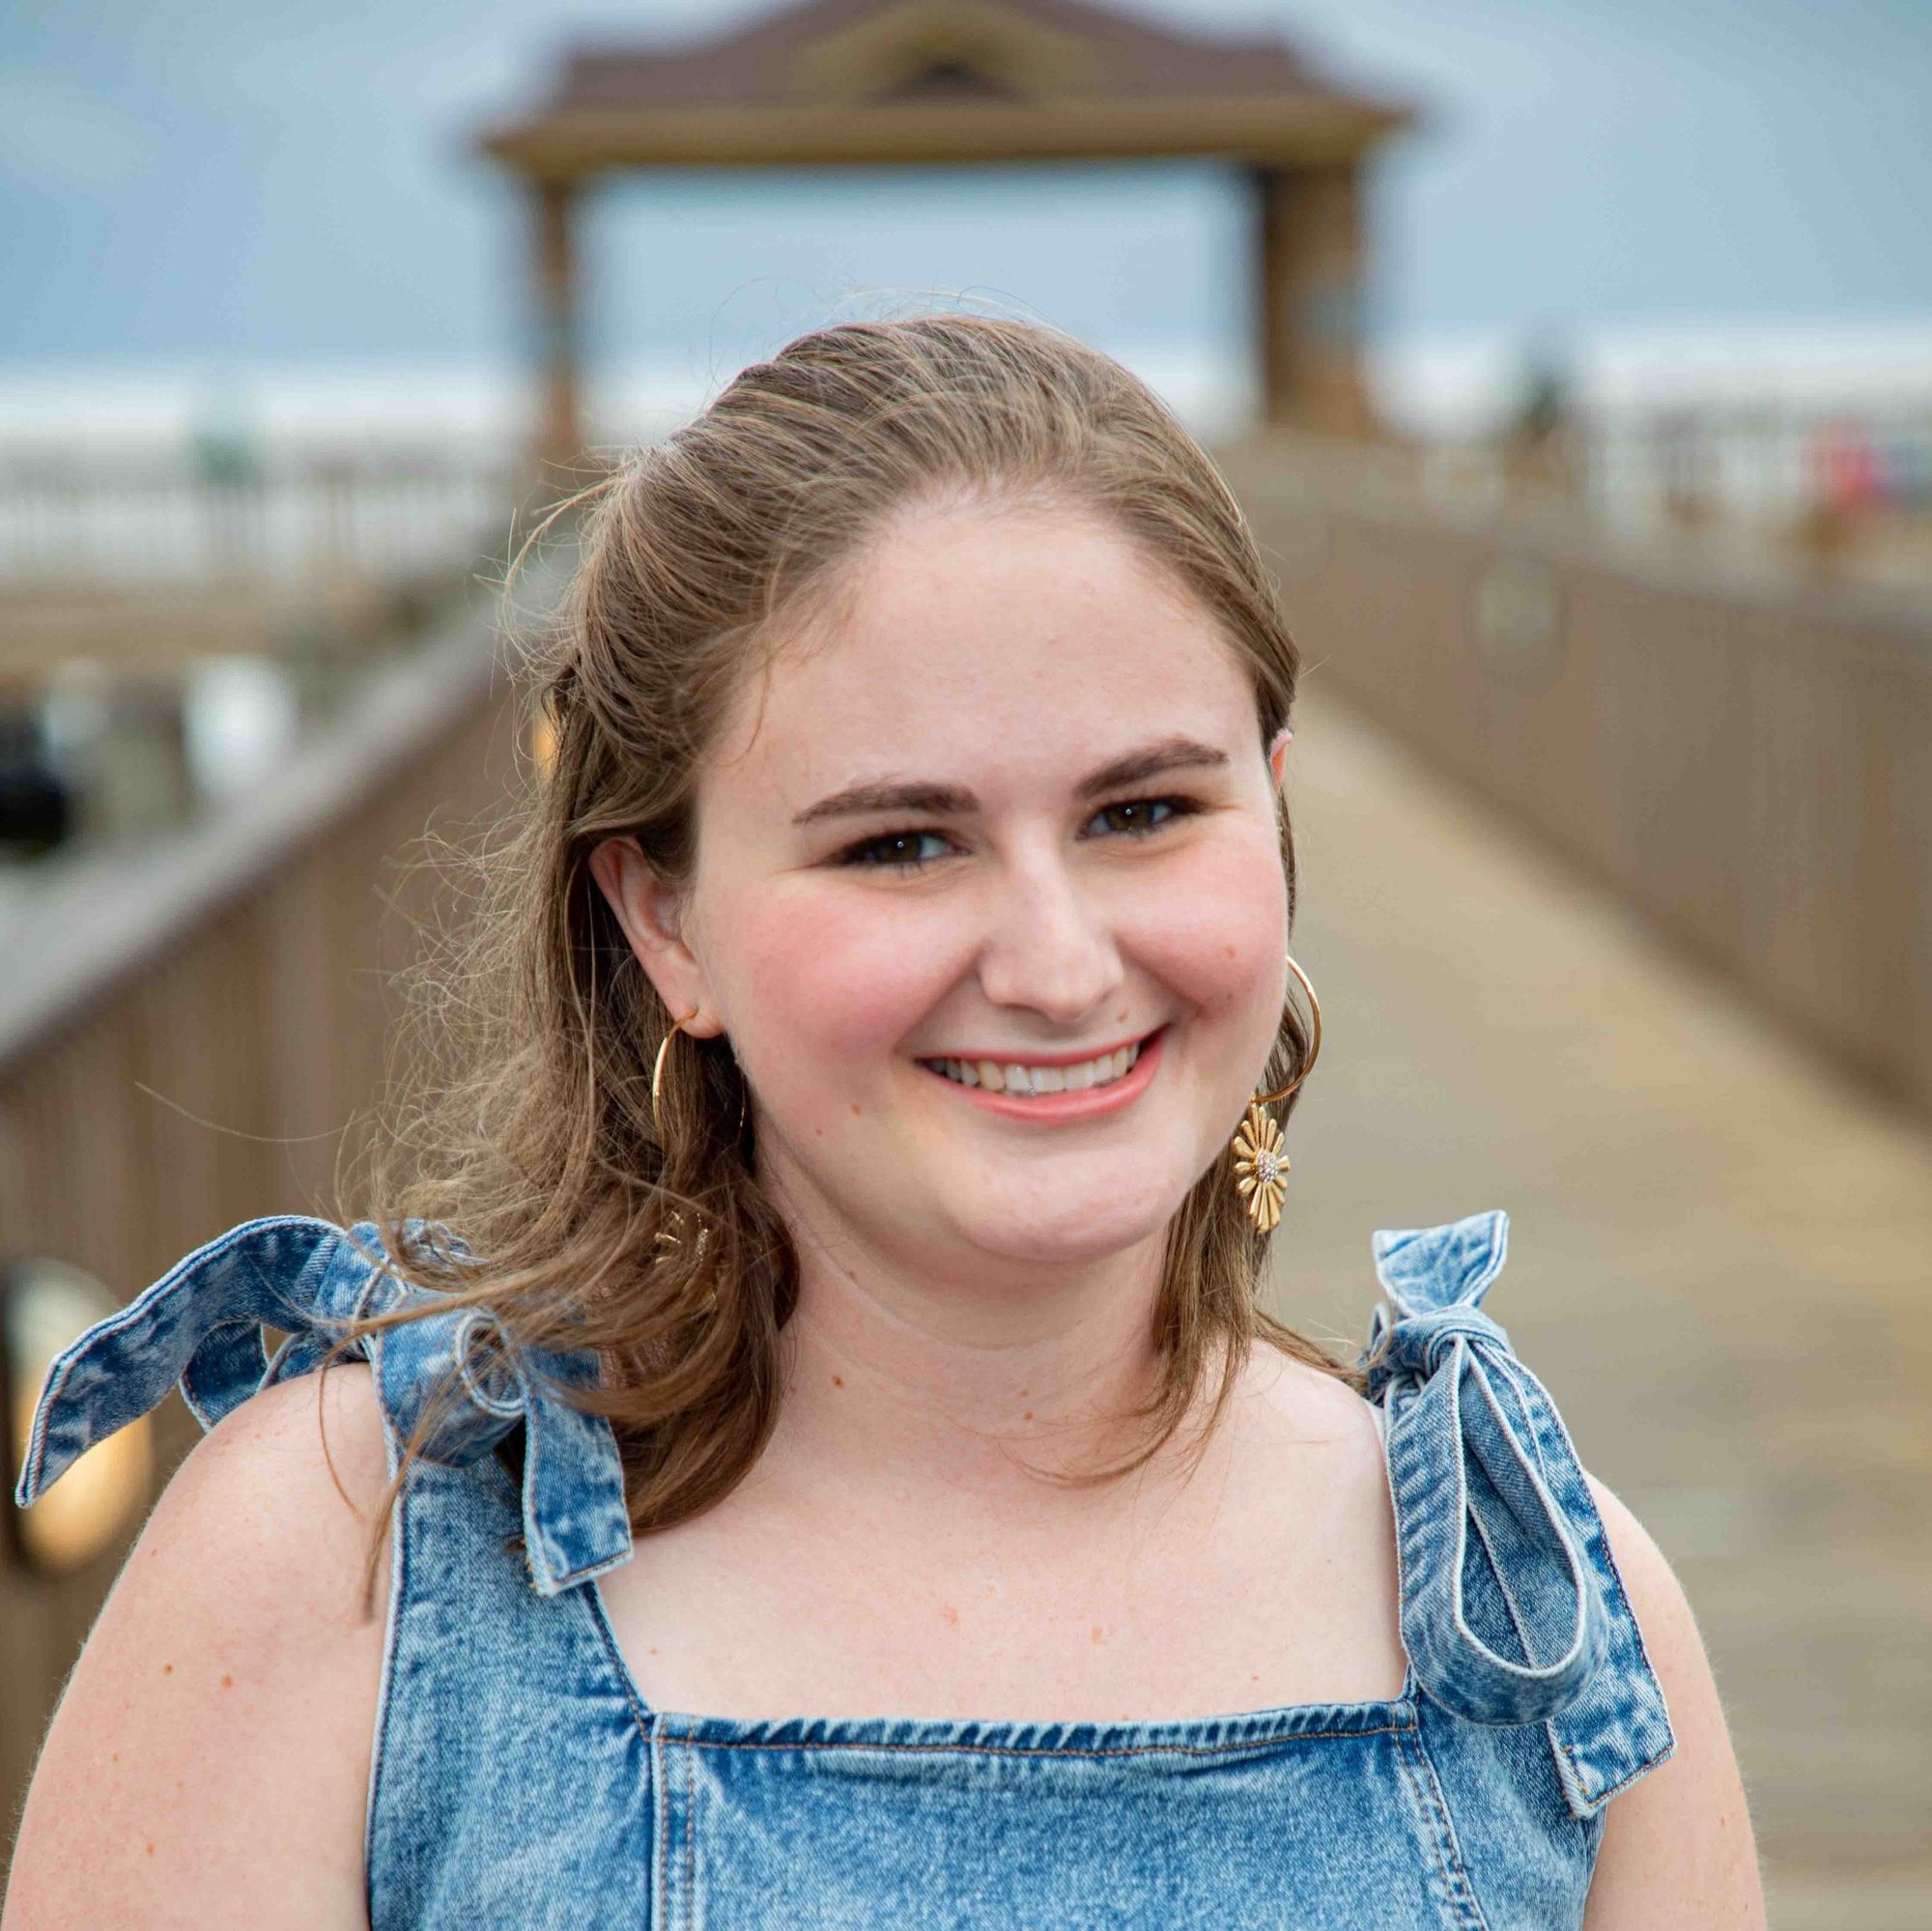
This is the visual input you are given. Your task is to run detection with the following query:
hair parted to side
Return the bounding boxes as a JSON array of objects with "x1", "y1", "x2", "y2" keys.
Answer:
[{"x1": 326, "y1": 311, "x2": 1356, "y2": 1605}]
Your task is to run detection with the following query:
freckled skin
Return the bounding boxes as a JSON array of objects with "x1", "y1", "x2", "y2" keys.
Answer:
[
  {"x1": 637, "y1": 504, "x2": 1292, "y2": 1283},
  {"x1": 578, "y1": 494, "x2": 1310, "y2": 1742}
]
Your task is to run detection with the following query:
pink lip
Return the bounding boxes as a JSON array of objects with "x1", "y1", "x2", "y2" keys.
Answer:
[
  {"x1": 922, "y1": 1029, "x2": 1151, "y2": 1070},
  {"x1": 920, "y1": 1027, "x2": 1166, "y2": 1123}
]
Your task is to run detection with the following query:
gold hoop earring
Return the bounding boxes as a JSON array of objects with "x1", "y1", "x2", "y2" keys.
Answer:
[
  {"x1": 1230, "y1": 953, "x2": 1322, "y2": 1235},
  {"x1": 650, "y1": 1011, "x2": 695, "y2": 1142},
  {"x1": 651, "y1": 1012, "x2": 749, "y2": 1145},
  {"x1": 650, "y1": 1012, "x2": 749, "y2": 1265}
]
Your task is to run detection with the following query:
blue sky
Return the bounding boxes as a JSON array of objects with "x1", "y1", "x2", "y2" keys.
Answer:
[{"x1": 2, "y1": 0, "x2": 1927, "y2": 374}]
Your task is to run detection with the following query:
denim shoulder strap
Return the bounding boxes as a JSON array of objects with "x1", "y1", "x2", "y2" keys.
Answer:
[
  {"x1": 1363, "y1": 1208, "x2": 1677, "y2": 1818},
  {"x1": 14, "y1": 1214, "x2": 633, "y2": 1599}
]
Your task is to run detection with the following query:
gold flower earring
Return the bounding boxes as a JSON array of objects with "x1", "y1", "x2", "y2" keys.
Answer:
[{"x1": 1231, "y1": 953, "x2": 1322, "y2": 1235}]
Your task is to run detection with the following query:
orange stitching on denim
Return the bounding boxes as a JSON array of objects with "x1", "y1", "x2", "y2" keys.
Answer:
[
  {"x1": 1559, "y1": 1732, "x2": 1676, "y2": 1811},
  {"x1": 1390, "y1": 1730, "x2": 1459, "y2": 1926},
  {"x1": 678, "y1": 1719, "x2": 1411, "y2": 1761},
  {"x1": 362, "y1": 1442, "x2": 412, "y2": 1923},
  {"x1": 1404, "y1": 1723, "x2": 1491, "y2": 1931},
  {"x1": 655, "y1": 1725, "x2": 669, "y2": 1923},
  {"x1": 582, "y1": 1597, "x2": 652, "y2": 1739},
  {"x1": 683, "y1": 1727, "x2": 696, "y2": 1931}
]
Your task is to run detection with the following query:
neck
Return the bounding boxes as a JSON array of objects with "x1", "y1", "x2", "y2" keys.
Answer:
[{"x1": 759, "y1": 1172, "x2": 1194, "y2": 1513}]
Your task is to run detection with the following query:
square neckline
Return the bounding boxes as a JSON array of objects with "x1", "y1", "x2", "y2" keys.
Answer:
[
  {"x1": 558, "y1": 1390, "x2": 1417, "y2": 1762},
  {"x1": 581, "y1": 1567, "x2": 1421, "y2": 1760}
]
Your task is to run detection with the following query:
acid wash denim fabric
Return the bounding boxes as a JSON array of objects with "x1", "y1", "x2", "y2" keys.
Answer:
[{"x1": 19, "y1": 1207, "x2": 1675, "y2": 1930}]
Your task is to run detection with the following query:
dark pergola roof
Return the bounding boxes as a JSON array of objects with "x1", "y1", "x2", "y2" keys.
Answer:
[
  {"x1": 480, "y1": 0, "x2": 1415, "y2": 176},
  {"x1": 477, "y1": 0, "x2": 1421, "y2": 458}
]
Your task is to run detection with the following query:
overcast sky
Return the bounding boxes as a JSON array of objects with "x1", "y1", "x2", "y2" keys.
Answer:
[{"x1": 2, "y1": 0, "x2": 1927, "y2": 375}]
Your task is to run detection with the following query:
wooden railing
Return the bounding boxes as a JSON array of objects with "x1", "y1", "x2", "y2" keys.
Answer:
[
  {"x1": 1574, "y1": 402, "x2": 1932, "y2": 532},
  {"x1": 1219, "y1": 428, "x2": 1932, "y2": 1115},
  {"x1": 0, "y1": 587, "x2": 523, "y2": 1819},
  {"x1": 4, "y1": 429, "x2": 1927, "y2": 1862},
  {"x1": 0, "y1": 445, "x2": 530, "y2": 587}
]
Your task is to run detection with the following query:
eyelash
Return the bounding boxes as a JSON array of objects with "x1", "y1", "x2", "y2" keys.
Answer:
[{"x1": 835, "y1": 795, "x2": 1203, "y2": 873}]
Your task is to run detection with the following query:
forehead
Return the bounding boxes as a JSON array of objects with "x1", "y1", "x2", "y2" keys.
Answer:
[{"x1": 706, "y1": 503, "x2": 1257, "y2": 804}]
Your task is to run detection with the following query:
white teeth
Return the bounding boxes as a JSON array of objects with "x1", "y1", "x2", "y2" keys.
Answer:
[{"x1": 925, "y1": 1038, "x2": 1147, "y2": 1096}]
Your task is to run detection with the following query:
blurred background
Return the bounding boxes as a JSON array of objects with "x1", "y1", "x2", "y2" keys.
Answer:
[{"x1": 2, "y1": 1, "x2": 1927, "y2": 1920}]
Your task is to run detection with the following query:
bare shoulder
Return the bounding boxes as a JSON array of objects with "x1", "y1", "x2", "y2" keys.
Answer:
[
  {"x1": 1240, "y1": 1343, "x2": 1378, "y2": 1428},
  {"x1": 1579, "y1": 1471, "x2": 1768, "y2": 1931},
  {"x1": 1232, "y1": 1347, "x2": 1386, "y2": 1490},
  {"x1": 3, "y1": 1364, "x2": 394, "y2": 1931}
]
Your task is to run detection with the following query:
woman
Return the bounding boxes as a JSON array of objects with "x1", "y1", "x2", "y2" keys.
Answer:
[{"x1": 7, "y1": 317, "x2": 1764, "y2": 1927}]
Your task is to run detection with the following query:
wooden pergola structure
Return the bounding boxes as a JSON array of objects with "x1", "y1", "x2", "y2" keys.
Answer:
[{"x1": 477, "y1": 0, "x2": 1418, "y2": 469}]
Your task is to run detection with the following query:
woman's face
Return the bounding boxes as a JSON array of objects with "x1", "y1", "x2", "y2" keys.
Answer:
[{"x1": 595, "y1": 500, "x2": 1292, "y2": 1280}]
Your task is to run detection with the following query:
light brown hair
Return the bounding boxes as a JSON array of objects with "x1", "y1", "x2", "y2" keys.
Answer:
[{"x1": 329, "y1": 312, "x2": 1356, "y2": 1599}]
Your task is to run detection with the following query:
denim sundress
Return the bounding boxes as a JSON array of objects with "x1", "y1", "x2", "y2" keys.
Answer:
[{"x1": 16, "y1": 1207, "x2": 1674, "y2": 1929}]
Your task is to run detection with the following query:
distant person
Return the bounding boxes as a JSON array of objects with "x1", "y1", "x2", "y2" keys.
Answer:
[
  {"x1": 1812, "y1": 417, "x2": 1884, "y2": 513},
  {"x1": 8, "y1": 317, "x2": 1765, "y2": 1928},
  {"x1": 1503, "y1": 329, "x2": 1575, "y2": 496},
  {"x1": 189, "y1": 389, "x2": 260, "y2": 572}
]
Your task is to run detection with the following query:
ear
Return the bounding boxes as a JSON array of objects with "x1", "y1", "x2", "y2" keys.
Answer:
[
  {"x1": 1266, "y1": 724, "x2": 1293, "y2": 796},
  {"x1": 585, "y1": 836, "x2": 724, "y2": 1037}
]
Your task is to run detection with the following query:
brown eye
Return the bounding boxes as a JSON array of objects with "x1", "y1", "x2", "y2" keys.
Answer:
[
  {"x1": 1088, "y1": 797, "x2": 1191, "y2": 838},
  {"x1": 839, "y1": 830, "x2": 952, "y2": 870}
]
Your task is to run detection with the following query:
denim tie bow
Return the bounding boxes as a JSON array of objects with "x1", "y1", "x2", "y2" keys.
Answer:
[
  {"x1": 1364, "y1": 1208, "x2": 1674, "y2": 1818},
  {"x1": 14, "y1": 1214, "x2": 634, "y2": 1598},
  {"x1": 1366, "y1": 1300, "x2": 1515, "y2": 1393}
]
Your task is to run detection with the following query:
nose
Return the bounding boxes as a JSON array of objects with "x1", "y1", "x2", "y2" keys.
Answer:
[{"x1": 975, "y1": 847, "x2": 1126, "y2": 1027}]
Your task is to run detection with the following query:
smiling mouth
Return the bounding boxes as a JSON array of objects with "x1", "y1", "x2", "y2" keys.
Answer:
[{"x1": 917, "y1": 1031, "x2": 1159, "y2": 1098}]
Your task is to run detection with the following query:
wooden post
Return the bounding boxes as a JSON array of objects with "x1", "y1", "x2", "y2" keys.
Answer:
[
  {"x1": 1255, "y1": 162, "x2": 1376, "y2": 440},
  {"x1": 532, "y1": 178, "x2": 582, "y2": 476}
]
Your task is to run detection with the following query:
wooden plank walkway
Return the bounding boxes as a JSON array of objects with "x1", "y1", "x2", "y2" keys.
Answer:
[{"x1": 1267, "y1": 688, "x2": 1932, "y2": 1925}]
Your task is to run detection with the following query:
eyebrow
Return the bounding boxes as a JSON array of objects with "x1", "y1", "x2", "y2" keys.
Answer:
[{"x1": 790, "y1": 734, "x2": 1233, "y2": 828}]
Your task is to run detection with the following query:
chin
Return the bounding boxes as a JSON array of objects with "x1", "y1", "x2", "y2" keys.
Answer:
[{"x1": 952, "y1": 1179, "x2": 1184, "y2": 1268}]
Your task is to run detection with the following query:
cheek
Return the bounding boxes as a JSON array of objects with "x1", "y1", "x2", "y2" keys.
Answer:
[
  {"x1": 1127, "y1": 830, "x2": 1289, "y2": 1029},
  {"x1": 712, "y1": 881, "x2": 958, "y2": 1086}
]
